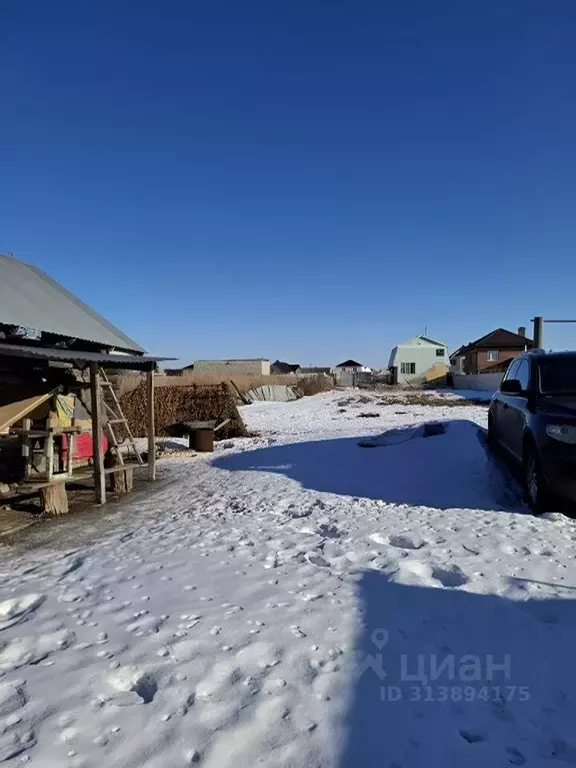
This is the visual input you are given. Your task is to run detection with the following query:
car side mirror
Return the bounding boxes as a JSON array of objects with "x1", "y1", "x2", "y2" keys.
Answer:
[{"x1": 501, "y1": 379, "x2": 522, "y2": 394}]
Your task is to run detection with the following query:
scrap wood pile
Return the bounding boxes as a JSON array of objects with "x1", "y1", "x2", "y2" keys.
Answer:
[
  {"x1": 244, "y1": 384, "x2": 301, "y2": 403},
  {"x1": 120, "y1": 382, "x2": 248, "y2": 440}
]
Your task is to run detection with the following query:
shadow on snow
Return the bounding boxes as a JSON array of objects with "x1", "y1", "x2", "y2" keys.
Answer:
[
  {"x1": 214, "y1": 420, "x2": 523, "y2": 512},
  {"x1": 337, "y1": 570, "x2": 576, "y2": 767}
]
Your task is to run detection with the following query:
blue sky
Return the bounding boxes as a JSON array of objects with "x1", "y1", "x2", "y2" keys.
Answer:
[{"x1": 2, "y1": 1, "x2": 576, "y2": 366}]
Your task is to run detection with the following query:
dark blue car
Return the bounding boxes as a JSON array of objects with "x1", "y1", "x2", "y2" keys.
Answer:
[{"x1": 488, "y1": 350, "x2": 576, "y2": 513}]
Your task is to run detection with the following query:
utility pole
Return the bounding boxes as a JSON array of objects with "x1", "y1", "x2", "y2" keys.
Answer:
[
  {"x1": 531, "y1": 317, "x2": 576, "y2": 350},
  {"x1": 533, "y1": 316, "x2": 544, "y2": 349}
]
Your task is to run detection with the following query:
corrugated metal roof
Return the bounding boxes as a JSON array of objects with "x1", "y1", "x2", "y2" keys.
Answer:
[
  {"x1": 0, "y1": 342, "x2": 173, "y2": 370},
  {"x1": 0, "y1": 254, "x2": 145, "y2": 353}
]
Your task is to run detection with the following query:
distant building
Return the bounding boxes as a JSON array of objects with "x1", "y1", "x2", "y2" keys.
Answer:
[
  {"x1": 193, "y1": 359, "x2": 271, "y2": 377},
  {"x1": 388, "y1": 336, "x2": 448, "y2": 385},
  {"x1": 334, "y1": 359, "x2": 366, "y2": 386},
  {"x1": 298, "y1": 367, "x2": 333, "y2": 378},
  {"x1": 335, "y1": 359, "x2": 364, "y2": 372},
  {"x1": 450, "y1": 328, "x2": 533, "y2": 375},
  {"x1": 270, "y1": 360, "x2": 301, "y2": 375}
]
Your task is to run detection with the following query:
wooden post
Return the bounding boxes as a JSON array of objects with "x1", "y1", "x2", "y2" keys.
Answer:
[
  {"x1": 146, "y1": 367, "x2": 156, "y2": 481},
  {"x1": 22, "y1": 417, "x2": 32, "y2": 480},
  {"x1": 45, "y1": 434, "x2": 54, "y2": 481},
  {"x1": 90, "y1": 363, "x2": 106, "y2": 504},
  {"x1": 111, "y1": 467, "x2": 134, "y2": 493},
  {"x1": 41, "y1": 483, "x2": 69, "y2": 515},
  {"x1": 229, "y1": 379, "x2": 250, "y2": 405},
  {"x1": 66, "y1": 432, "x2": 75, "y2": 477}
]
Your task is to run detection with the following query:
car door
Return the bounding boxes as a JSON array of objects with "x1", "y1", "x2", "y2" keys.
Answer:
[
  {"x1": 503, "y1": 358, "x2": 531, "y2": 460},
  {"x1": 493, "y1": 358, "x2": 520, "y2": 448}
]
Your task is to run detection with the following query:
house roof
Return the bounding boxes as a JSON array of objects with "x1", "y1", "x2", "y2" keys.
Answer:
[
  {"x1": 0, "y1": 254, "x2": 145, "y2": 353},
  {"x1": 450, "y1": 345, "x2": 466, "y2": 359},
  {"x1": 336, "y1": 359, "x2": 362, "y2": 368},
  {"x1": 399, "y1": 335, "x2": 445, "y2": 347},
  {"x1": 271, "y1": 360, "x2": 301, "y2": 374},
  {"x1": 450, "y1": 328, "x2": 533, "y2": 359},
  {"x1": 417, "y1": 335, "x2": 445, "y2": 346}
]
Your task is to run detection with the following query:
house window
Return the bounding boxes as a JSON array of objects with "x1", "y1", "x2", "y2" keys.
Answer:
[
  {"x1": 401, "y1": 362, "x2": 416, "y2": 375},
  {"x1": 436, "y1": 348, "x2": 445, "y2": 357},
  {"x1": 487, "y1": 350, "x2": 499, "y2": 362}
]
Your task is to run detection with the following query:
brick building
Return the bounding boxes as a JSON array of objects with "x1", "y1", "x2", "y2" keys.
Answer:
[{"x1": 450, "y1": 328, "x2": 533, "y2": 375}]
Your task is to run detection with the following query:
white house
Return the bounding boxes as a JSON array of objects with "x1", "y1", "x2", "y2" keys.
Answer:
[
  {"x1": 388, "y1": 336, "x2": 448, "y2": 385},
  {"x1": 333, "y1": 359, "x2": 368, "y2": 386}
]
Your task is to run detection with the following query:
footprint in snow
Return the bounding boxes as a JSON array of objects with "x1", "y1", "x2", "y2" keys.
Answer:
[
  {"x1": 0, "y1": 594, "x2": 45, "y2": 631},
  {"x1": 500, "y1": 543, "x2": 531, "y2": 556},
  {"x1": 306, "y1": 553, "x2": 330, "y2": 568},
  {"x1": 547, "y1": 739, "x2": 576, "y2": 762},
  {"x1": 317, "y1": 523, "x2": 340, "y2": 539},
  {"x1": 106, "y1": 667, "x2": 160, "y2": 705},
  {"x1": 53, "y1": 553, "x2": 86, "y2": 579},
  {"x1": 458, "y1": 729, "x2": 485, "y2": 744},
  {"x1": 369, "y1": 533, "x2": 423, "y2": 550},
  {"x1": 506, "y1": 747, "x2": 526, "y2": 765},
  {"x1": 431, "y1": 565, "x2": 469, "y2": 588},
  {"x1": 388, "y1": 535, "x2": 426, "y2": 550}
]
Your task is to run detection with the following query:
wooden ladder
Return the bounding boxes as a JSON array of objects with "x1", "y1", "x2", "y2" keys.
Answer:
[{"x1": 99, "y1": 368, "x2": 144, "y2": 467}]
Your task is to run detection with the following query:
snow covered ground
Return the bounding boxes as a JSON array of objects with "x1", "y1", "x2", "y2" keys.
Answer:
[
  {"x1": 427, "y1": 388, "x2": 495, "y2": 402},
  {"x1": 1, "y1": 391, "x2": 576, "y2": 767}
]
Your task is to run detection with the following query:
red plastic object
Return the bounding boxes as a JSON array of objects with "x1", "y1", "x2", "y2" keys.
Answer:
[{"x1": 61, "y1": 433, "x2": 109, "y2": 465}]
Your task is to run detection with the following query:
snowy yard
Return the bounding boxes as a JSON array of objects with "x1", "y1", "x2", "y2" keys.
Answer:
[{"x1": 1, "y1": 391, "x2": 576, "y2": 767}]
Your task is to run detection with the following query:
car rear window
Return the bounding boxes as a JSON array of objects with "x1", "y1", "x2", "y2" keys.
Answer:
[{"x1": 538, "y1": 356, "x2": 576, "y2": 394}]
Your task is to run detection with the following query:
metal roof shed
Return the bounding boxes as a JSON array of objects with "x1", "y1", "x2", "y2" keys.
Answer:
[
  {"x1": 0, "y1": 255, "x2": 175, "y2": 509},
  {"x1": 0, "y1": 341, "x2": 168, "y2": 505}
]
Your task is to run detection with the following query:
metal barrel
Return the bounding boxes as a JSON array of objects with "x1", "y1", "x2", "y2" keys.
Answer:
[{"x1": 192, "y1": 427, "x2": 214, "y2": 453}]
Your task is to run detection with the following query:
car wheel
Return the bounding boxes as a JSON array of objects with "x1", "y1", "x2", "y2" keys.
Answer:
[{"x1": 524, "y1": 444, "x2": 550, "y2": 514}]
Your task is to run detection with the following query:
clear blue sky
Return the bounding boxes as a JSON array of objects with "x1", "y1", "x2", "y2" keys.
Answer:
[{"x1": 2, "y1": 1, "x2": 576, "y2": 366}]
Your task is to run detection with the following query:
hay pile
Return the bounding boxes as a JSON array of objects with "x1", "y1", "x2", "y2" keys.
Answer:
[
  {"x1": 120, "y1": 382, "x2": 248, "y2": 440},
  {"x1": 296, "y1": 375, "x2": 335, "y2": 396}
]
